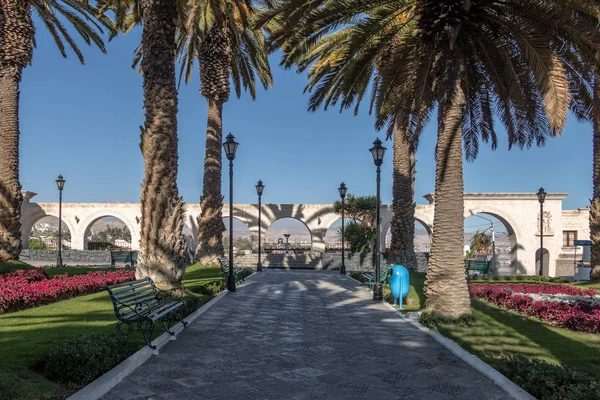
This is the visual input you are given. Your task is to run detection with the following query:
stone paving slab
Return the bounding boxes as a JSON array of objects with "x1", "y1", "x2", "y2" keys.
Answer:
[{"x1": 102, "y1": 270, "x2": 513, "y2": 400}]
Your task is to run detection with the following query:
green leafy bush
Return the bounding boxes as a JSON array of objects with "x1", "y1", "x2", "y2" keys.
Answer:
[
  {"x1": 418, "y1": 312, "x2": 476, "y2": 329},
  {"x1": 350, "y1": 271, "x2": 366, "y2": 282},
  {"x1": 32, "y1": 333, "x2": 131, "y2": 387},
  {"x1": 28, "y1": 239, "x2": 47, "y2": 250},
  {"x1": 497, "y1": 357, "x2": 600, "y2": 400}
]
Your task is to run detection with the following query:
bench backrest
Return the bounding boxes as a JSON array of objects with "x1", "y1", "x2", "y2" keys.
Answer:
[
  {"x1": 219, "y1": 257, "x2": 229, "y2": 273},
  {"x1": 105, "y1": 277, "x2": 159, "y2": 318}
]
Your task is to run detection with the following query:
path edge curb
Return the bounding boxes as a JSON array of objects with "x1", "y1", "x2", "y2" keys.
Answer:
[
  {"x1": 345, "y1": 274, "x2": 535, "y2": 400},
  {"x1": 67, "y1": 271, "x2": 258, "y2": 400}
]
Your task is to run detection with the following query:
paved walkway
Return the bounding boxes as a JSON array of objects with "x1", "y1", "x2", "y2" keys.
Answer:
[{"x1": 102, "y1": 270, "x2": 512, "y2": 400}]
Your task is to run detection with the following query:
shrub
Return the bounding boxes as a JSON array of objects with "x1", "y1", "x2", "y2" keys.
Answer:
[
  {"x1": 33, "y1": 333, "x2": 131, "y2": 387},
  {"x1": 419, "y1": 313, "x2": 476, "y2": 329},
  {"x1": 28, "y1": 239, "x2": 47, "y2": 250},
  {"x1": 350, "y1": 271, "x2": 366, "y2": 283},
  {"x1": 497, "y1": 356, "x2": 600, "y2": 400}
]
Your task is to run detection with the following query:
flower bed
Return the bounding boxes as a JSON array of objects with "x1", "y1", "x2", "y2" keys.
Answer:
[
  {"x1": 470, "y1": 284, "x2": 600, "y2": 334},
  {"x1": 0, "y1": 269, "x2": 135, "y2": 314},
  {"x1": 473, "y1": 283, "x2": 597, "y2": 297}
]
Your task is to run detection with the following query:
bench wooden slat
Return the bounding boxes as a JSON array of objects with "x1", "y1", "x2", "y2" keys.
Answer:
[{"x1": 108, "y1": 278, "x2": 151, "y2": 290}]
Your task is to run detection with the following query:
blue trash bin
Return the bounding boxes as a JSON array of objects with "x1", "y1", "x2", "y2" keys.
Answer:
[{"x1": 389, "y1": 265, "x2": 409, "y2": 308}]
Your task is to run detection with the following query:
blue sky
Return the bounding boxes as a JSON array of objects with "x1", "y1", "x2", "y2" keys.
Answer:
[{"x1": 20, "y1": 24, "x2": 592, "y2": 213}]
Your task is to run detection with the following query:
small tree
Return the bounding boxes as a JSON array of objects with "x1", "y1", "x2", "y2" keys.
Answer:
[
  {"x1": 340, "y1": 222, "x2": 376, "y2": 253},
  {"x1": 333, "y1": 194, "x2": 377, "y2": 229},
  {"x1": 465, "y1": 231, "x2": 492, "y2": 259},
  {"x1": 334, "y1": 194, "x2": 377, "y2": 253}
]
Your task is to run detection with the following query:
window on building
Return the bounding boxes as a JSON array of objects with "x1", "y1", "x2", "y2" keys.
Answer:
[{"x1": 563, "y1": 231, "x2": 578, "y2": 247}]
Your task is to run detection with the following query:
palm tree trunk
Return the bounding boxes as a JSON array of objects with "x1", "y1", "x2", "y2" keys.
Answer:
[
  {"x1": 425, "y1": 57, "x2": 472, "y2": 318},
  {"x1": 196, "y1": 100, "x2": 226, "y2": 264},
  {"x1": 0, "y1": 0, "x2": 34, "y2": 262},
  {"x1": 196, "y1": 24, "x2": 231, "y2": 265},
  {"x1": 591, "y1": 71, "x2": 600, "y2": 280},
  {"x1": 0, "y1": 66, "x2": 23, "y2": 261},
  {"x1": 389, "y1": 114, "x2": 418, "y2": 270},
  {"x1": 137, "y1": 0, "x2": 187, "y2": 288}
]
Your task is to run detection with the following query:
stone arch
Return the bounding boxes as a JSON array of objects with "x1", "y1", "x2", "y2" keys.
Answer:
[
  {"x1": 464, "y1": 207, "x2": 521, "y2": 275},
  {"x1": 80, "y1": 210, "x2": 138, "y2": 250},
  {"x1": 266, "y1": 217, "x2": 313, "y2": 252},
  {"x1": 22, "y1": 210, "x2": 77, "y2": 250},
  {"x1": 384, "y1": 218, "x2": 432, "y2": 253},
  {"x1": 222, "y1": 216, "x2": 253, "y2": 254}
]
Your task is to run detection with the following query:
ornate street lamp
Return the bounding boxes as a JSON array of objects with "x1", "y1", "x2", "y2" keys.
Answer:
[
  {"x1": 223, "y1": 133, "x2": 239, "y2": 292},
  {"x1": 338, "y1": 182, "x2": 348, "y2": 274},
  {"x1": 370, "y1": 138, "x2": 386, "y2": 300},
  {"x1": 256, "y1": 180, "x2": 265, "y2": 272},
  {"x1": 537, "y1": 187, "x2": 547, "y2": 276},
  {"x1": 55, "y1": 175, "x2": 65, "y2": 267}
]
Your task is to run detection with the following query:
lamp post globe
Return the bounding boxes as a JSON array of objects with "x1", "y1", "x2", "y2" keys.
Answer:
[
  {"x1": 370, "y1": 139, "x2": 386, "y2": 300},
  {"x1": 55, "y1": 175, "x2": 65, "y2": 267},
  {"x1": 338, "y1": 182, "x2": 347, "y2": 274},
  {"x1": 256, "y1": 180, "x2": 265, "y2": 272},
  {"x1": 537, "y1": 187, "x2": 547, "y2": 276},
  {"x1": 223, "y1": 133, "x2": 239, "y2": 292}
]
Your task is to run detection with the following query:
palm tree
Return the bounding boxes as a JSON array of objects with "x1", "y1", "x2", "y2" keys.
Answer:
[
  {"x1": 593, "y1": 72, "x2": 600, "y2": 279},
  {"x1": 100, "y1": 0, "x2": 189, "y2": 288},
  {"x1": 0, "y1": 0, "x2": 110, "y2": 262},
  {"x1": 177, "y1": 0, "x2": 273, "y2": 265},
  {"x1": 263, "y1": 0, "x2": 599, "y2": 318}
]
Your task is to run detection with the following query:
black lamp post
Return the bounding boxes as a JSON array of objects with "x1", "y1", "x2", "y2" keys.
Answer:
[
  {"x1": 537, "y1": 187, "x2": 547, "y2": 276},
  {"x1": 370, "y1": 138, "x2": 386, "y2": 301},
  {"x1": 338, "y1": 182, "x2": 347, "y2": 274},
  {"x1": 55, "y1": 175, "x2": 65, "y2": 267},
  {"x1": 223, "y1": 133, "x2": 239, "y2": 292},
  {"x1": 256, "y1": 180, "x2": 265, "y2": 272}
]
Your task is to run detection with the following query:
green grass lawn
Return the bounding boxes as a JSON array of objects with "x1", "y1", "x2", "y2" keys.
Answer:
[
  {"x1": 0, "y1": 260, "x2": 35, "y2": 274},
  {"x1": 386, "y1": 272, "x2": 600, "y2": 380},
  {"x1": 0, "y1": 260, "x2": 112, "y2": 277},
  {"x1": 0, "y1": 262, "x2": 223, "y2": 400},
  {"x1": 435, "y1": 300, "x2": 600, "y2": 380}
]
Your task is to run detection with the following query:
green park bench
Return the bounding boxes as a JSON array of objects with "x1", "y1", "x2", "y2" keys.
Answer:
[
  {"x1": 219, "y1": 257, "x2": 246, "y2": 284},
  {"x1": 464, "y1": 256, "x2": 491, "y2": 278},
  {"x1": 105, "y1": 277, "x2": 188, "y2": 352},
  {"x1": 362, "y1": 264, "x2": 391, "y2": 289},
  {"x1": 110, "y1": 250, "x2": 138, "y2": 269}
]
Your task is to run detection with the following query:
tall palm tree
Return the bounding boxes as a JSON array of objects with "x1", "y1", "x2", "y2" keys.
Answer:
[
  {"x1": 0, "y1": 0, "x2": 110, "y2": 262},
  {"x1": 593, "y1": 71, "x2": 600, "y2": 279},
  {"x1": 100, "y1": 0, "x2": 189, "y2": 288},
  {"x1": 263, "y1": 0, "x2": 599, "y2": 318},
  {"x1": 261, "y1": 8, "x2": 421, "y2": 270},
  {"x1": 177, "y1": 0, "x2": 272, "y2": 265}
]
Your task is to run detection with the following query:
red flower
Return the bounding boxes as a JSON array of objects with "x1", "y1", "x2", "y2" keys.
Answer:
[
  {"x1": 469, "y1": 283, "x2": 600, "y2": 334},
  {"x1": 0, "y1": 269, "x2": 135, "y2": 314}
]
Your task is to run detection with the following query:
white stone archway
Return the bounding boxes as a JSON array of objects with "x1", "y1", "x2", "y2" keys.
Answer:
[{"x1": 79, "y1": 210, "x2": 139, "y2": 250}]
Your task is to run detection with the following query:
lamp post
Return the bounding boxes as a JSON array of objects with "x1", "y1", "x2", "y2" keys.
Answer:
[
  {"x1": 537, "y1": 187, "x2": 547, "y2": 276},
  {"x1": 223, "y1": 133, "x2": 239, "y2": 292},
  {"x1": 256, "y1": 180, "x2": 265, "y2": 272},
  {"x1": 338, "y1": 182, "x2": 347, "y2": 274},
  {"x1": 284, "y1": 234, "x2": 291, "y2": 254},
  {"x1": 55, "y1": 175, "x2": 65, "y2": 267},
  {"x1": 370, "y1": 138, "x2": 386, "y2": 301},
  {"x1": 472, "y1": 214, "x2": 495, "y2": 271}
]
